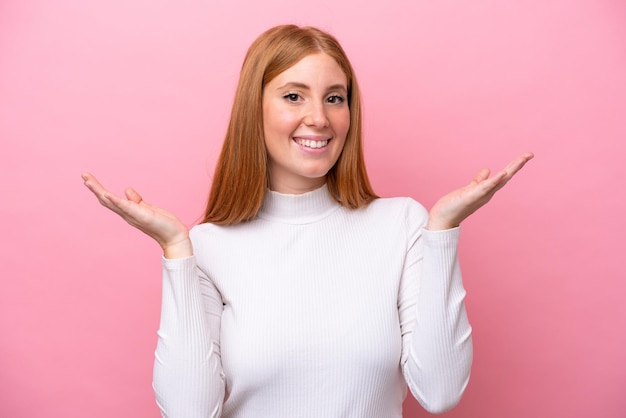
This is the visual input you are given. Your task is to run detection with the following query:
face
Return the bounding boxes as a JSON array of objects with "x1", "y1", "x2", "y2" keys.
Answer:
[{"x1": 262, "y1": 52, "x2": 350, "y2": 194}]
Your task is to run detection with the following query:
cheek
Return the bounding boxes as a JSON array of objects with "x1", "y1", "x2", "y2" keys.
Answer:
[
  {"x1": 333, "y1": 109, "x2": 351, "y2": 137},
  {"x1": 265, "y1": 109, "x2": 300, "y2": 136}
]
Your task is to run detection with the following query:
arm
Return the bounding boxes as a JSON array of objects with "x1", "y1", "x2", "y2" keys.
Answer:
[
  {"x1": 81, "y1": 173, "x2": 225, "y2": 417},
  {"x1": 399, "y1": 153, "x2": 533, "y2": 412},
  {"x1": 399, "y1": 206, "x2": 471, "y2": 413},
  {"x1": 153, "y1": 255, "x2": 225, "y2": 417}
]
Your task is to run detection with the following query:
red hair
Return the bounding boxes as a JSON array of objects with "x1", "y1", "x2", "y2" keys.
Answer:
[{"x1": 202, "y1": 25, "x2": 377, "y2": 225}]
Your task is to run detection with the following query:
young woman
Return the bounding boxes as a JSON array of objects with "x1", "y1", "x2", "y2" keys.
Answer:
[{"x1": 83, "y1": 25, "x2": 533, "y2": 418}]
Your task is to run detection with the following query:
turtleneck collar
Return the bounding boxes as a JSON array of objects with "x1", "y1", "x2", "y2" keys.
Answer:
[{"x1": 257, "y1": 184, "x2": 341, "y2": 225}]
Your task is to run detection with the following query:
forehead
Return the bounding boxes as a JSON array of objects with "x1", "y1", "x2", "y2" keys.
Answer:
[{"x1": 269, "y1": 53, "x2": 347, "y2": 88}]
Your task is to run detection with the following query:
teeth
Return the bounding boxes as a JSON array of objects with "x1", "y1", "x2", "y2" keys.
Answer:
[{"x1": 296, "y1": 138, "x2": 329, "y2": 149}]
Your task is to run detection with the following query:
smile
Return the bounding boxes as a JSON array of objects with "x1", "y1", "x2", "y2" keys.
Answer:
[{"x1": 294, "y1": 137, "x2": 330, "y2": 149}]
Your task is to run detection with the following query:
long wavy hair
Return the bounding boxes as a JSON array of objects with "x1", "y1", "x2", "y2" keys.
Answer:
[{"x1": 202, "y1": 25, "x2": 377, "y2": 225}]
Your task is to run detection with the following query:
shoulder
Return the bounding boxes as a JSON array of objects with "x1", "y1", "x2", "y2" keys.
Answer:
[
  {"x1": 189, "y1": 223, "x2": 213, "y2": 252},
  {"x1": 189, "y1": 222, "x2": 238, "y2": 250},
  {"x1": 365, "y1": 196, "x2": 429, "y2": 224},
  {"x1": 189, "y1": 222, "x2": 218, "y2": 238},
  {"x1": 188, "y1": 221, "x2": 257, "y2": 270},
  {"x1": 189, "y1": 220, "x2": 260, "y2": 247},
  {"x1": 347, "y1": 196, "x2": 429, "y2": 239},
  {"x1": 350, "y1": 196, "x2": 429, "y2": 248}
]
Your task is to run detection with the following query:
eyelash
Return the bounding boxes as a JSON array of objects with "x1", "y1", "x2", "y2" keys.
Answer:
[
  {"x1": 282, "y1": 93, "x2": 345, "y2": 104},
  {"x1": 327, "y1": 95, "x2": 345, "y2": 104},
  {"x1": 283, "y1": 93, "x2": 301, "y2": 102}
]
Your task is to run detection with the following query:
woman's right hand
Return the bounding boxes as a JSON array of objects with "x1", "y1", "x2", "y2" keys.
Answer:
[{"x1": 81, "y1": 173, "x2": 192, "y2": 259}]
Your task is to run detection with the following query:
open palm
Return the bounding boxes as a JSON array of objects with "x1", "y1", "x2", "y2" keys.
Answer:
[
  {"x1": 427, "y1": 152, "x2": 534, "y2": 230},
  {"x1": 82, "y1": 173, "x2": 192, "y2": 258}
]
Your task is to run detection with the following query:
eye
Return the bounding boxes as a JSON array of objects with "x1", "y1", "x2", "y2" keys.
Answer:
[
  {"x1": 283, "y1": 93, "x2": 301, "y2": 103},
  {"x1": 326, "y1": 95, "x2": 345, "y2": 104}
]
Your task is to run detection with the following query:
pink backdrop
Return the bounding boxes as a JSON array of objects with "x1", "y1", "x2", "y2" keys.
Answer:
[{"x1": 1, "y1": 0, "x2": 625, "y2": 417}]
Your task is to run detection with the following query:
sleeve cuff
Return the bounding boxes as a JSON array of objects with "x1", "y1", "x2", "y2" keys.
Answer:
[
  {"x1": 422, "y1": 226, "x2": 461, "y2": 245},
  {"x1": 161, "y1": 255, "x2": 196, "y2": 271}
]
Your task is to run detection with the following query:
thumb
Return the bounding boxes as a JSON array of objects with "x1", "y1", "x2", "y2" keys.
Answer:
[
  {"x1": 125, "y1": 188, "x2": 143, "y2": 204},
  {"x1": 472, "y1": 168, "x2": 491, "y2": 184}
]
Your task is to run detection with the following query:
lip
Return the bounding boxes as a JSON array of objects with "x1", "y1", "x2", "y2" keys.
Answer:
[
  {"x1": 292, "y1": 135, "x2": 331, "y2": 141},
  {"x1": 292, "y1": 135, "x2": 332, "y2": 153}
]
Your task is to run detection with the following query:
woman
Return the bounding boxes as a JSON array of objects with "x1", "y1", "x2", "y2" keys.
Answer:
[{"x1": 83, "y1": 25, "x2": 533, "y2": 417}]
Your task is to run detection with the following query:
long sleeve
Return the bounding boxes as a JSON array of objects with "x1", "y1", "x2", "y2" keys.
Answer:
[
  {"x1": 147, "y1": 189, "x2": 471, "y2": 418},
  {"x1": 152, "y1": 256, "x2": 225, "y2": 418},
  {"x1": 399, "y1": 204, "x2": 473, "y2": 413}
]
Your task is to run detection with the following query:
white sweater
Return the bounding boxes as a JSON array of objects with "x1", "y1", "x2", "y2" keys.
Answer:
[{"x1": 153, "y1": 184, "x2": 472, "y2": 418}]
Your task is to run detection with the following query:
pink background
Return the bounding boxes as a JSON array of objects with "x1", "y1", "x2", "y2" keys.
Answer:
[{"x1": 1, "y1": 0, "x2": 625, "y2": 417}]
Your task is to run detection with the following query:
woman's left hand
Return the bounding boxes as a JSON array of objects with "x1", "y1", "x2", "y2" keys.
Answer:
[{"x1": 426, "y1": 152, "x2": 534, "y2": 230}]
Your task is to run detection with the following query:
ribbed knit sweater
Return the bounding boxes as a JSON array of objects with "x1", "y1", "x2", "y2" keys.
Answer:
[{"x1": 153, "y1": 184, "x2": 472, "y2": 418}]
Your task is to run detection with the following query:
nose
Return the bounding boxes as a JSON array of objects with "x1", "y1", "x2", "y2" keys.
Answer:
[{"x1": 303, "y1": 101, "x2": 329, "y2": 128}]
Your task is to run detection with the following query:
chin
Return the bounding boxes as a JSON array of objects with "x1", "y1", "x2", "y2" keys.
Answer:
[{"x1": 300, "y1": 167, "x2": 333, "y2": 180}]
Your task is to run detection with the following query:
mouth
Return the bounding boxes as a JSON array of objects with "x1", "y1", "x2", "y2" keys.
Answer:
[{"x1": 293, "y1": 136, "x2": 331, "y2": 149}]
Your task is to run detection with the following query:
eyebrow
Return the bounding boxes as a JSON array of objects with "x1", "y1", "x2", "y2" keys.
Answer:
[{"x1": 276, "y1": 82, "x2": 348, "y2": 93}]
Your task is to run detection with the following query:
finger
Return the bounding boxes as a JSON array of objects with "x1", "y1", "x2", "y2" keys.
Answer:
[
  {"x1": 472, "y1": 168, "x2": 491, "y2": 184},
  {"x1": 477, "y1": 169, "x2": 507, "y2": 195},
  {"x1": 82, "y1": 172, "x2": 106, "y2": 194},
  {"x1": 502, "y1": 152, "x2": 534, "y2": 179},
  {"x1": 484, "y1": 152, "x2": 534, "y2": 194},
  {"x1": 82, "y1": 173, "x2": 123, "y2": 208},
  {"x1": 125, "y1": 187, "x2": 143, "y2": 204},
  {"x1": 104, "y1": 191, "x2": 147, "y2": 220}
]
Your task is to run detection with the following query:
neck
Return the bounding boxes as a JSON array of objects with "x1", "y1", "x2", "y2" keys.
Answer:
[
  {"x1": 268, "y1": 176, "x2": 327, "y2": 195},
  {"x1": 258, "y1": 183, "x2": 340, "y2": 224}
]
